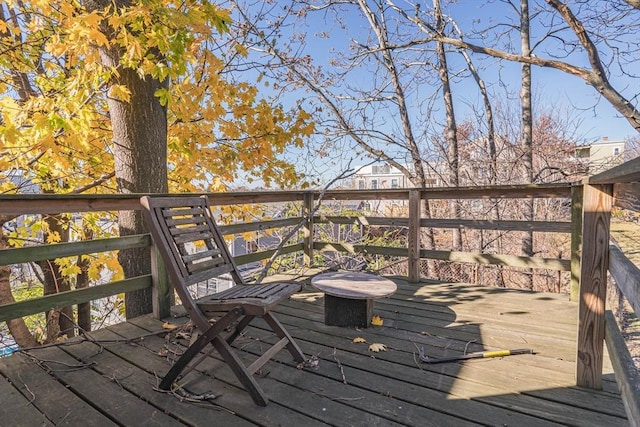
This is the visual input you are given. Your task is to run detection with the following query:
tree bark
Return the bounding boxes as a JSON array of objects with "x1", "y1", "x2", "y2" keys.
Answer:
[
  {"x1": 520, "y1": 0, "x2": 535, "y2": 289},
  {"x1": 434, "y1": 0, "x2": 462, "y2": 280},
  {"x1": 84, "y1": 0, "x2": 169, "y2": 318},
  {"x1": 0, "y1": 216, "x2": 38, "y2": 348},
  {"x1": 76, "y1": 254, "x2": 91, "y2": 332},
  {"x1": 36, "y1": 214, "x2": 75, "y2": 340}
]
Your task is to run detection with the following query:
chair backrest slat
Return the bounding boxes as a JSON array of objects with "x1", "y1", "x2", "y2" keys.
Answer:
[
  {"x1": 172, "y1": 230, "x2": 215, "y2": 245},
  {"x1": 140, "y1": 196, "x2": 246, "y2": 308},
  {"x1": 182, "y1": 249, "x2": 222, "y2": 263},
  {"x1": 182, "y1": 264, "x2": 235, "y2": 286},
  {"x1": 185, "y1": 257, "x2": 227, "y2": 274}
]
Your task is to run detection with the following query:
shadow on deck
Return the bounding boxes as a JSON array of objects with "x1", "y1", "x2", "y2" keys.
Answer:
[{"x1": 0, "y1": 273, "x2": 628, "y2": 426}]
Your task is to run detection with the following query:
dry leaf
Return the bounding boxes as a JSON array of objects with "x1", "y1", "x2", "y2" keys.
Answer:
[
  {"x1": 162, "y1": 322, "x2": 178, "y2": 330},
  {"x1": 297, "y1": 355, "x2": 320, "y2": 370},
  {"x1": 352, "y1": 337, "x2": 367, "y2": 343},
  {"x1": 368, "y1": 343, "x2": 387, "y2": 352},
  {"x1": 371, "y1": 315, "x2": 384, "y2": 326}
]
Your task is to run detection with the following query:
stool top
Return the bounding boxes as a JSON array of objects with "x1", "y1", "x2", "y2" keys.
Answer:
[{"x1": 311, "y1": 272, "x2": 397, "y2": 300}]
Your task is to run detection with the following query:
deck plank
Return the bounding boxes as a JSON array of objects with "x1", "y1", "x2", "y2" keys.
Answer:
[
  {"x1": 126, "y1": 317, "x2": 453, "y2": 427},
  {"x1": 99, "y1": 320, "x2": 335, "y2": 427},
  {"x1": 24, "y1": 345, "x2": 183, "y2": 426},
  {"x1": 56, "y1": 329, "x2": 255, "y2": 427},
  {"x1": 246, "y1": 312, "x2": 626, "y2": 426},
  {"x1": 0, "y1": 351, "x2": 116, "y2": 426},
  {"x1": 0, "y1": 375, "x2": 55, "y2": 427},
  {"x1": 0, "y1": 275, "x2": 630, "y2": 426}
]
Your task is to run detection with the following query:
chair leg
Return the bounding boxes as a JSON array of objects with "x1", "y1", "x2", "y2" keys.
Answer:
[
  {"x1": 263, "y1": 312, "x2": 305, "y2": 363},
  {"x1": 159, "y1": 307, "x2": 243, "y2": 390},
  {"x1": 212, "y1": 335, "x2": 269, "y2": 406}
]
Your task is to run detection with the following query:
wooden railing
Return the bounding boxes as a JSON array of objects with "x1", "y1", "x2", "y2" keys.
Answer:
[
  {"x1": 0, "y1": 175, "x2": 637, "y2": 416},
  {"x1": 579, "y1": 158, "x2": 640, "y2": 422}
]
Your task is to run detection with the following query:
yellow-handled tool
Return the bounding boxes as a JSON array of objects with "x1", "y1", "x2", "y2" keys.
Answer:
[{"x1": 419, "y1": 348, "x2": 533, "y2": 364}]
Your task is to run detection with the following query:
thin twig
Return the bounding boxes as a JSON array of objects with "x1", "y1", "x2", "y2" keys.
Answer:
[
  {"x1": 22, "y1": 381, "x2": 36, "y2": 406},
  {"x1": 14, "y1": 329, "x2": 169, "y2": 355},
  {"x1": 255, "y1": 163, "x2": 363, "y2": 283},
  {"x1": 26, "y1": 354, "x2": 95, "y2": 372},
  {"x1": 332, "y1": 347, "x2": 347, "y2": 384},
  {"x1": 411, "y1": 342, "x2": 424, "y2": 370}
]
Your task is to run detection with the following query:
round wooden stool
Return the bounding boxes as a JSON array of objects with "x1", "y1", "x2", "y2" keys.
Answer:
[{"x1": 311, "y1": 272, "x2": 397, "y2": 328}]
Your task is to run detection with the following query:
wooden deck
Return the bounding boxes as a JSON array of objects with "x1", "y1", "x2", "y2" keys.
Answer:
[{"x1": 0, "y1": 275, "x2": 629, "y2": 426}]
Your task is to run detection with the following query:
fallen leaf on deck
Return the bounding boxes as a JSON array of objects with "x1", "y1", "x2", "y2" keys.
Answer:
[
  {"x1": 371, "y1": 315, "x2": 384, "y2": 326},
  {"x1": 352, "y1": 337, "x2": 367, "y2": 343},
  {"x1": 368, "y1": 343, "x2": 387, "y2": 352},
  {"x1": 162, "y1": 322, "x2": 178, "y2": 330}
]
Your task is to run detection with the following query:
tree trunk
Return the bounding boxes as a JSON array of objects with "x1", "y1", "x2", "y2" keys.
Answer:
[
  {"x1": 520, "y1": 0, "x2": 535, "y2": 289},
  {"x1": 76, "y1": 253, "x2": 91, "y2": 332},
  {"x1": 108, "y1": 65, "x2": 168, "y2": 319},
  {"x1": 435, "y1": 0, "x2": 462, "y2": 279},
  {"x1": 0, "y1": 217, "x2": 38, "y2": 348},
  {"x1": 36, "y1": 214, "x2": 75, "y2": 340},
  {"x1": 84, "y1": 0, "x2": 169, "y2": 318}
]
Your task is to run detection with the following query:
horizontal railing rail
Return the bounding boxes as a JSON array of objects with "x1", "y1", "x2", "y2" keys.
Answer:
[{"x1": 0, "y1": 186, "x2": 574, "y2": 324}]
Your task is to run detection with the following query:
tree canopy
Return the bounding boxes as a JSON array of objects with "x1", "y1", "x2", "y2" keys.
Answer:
[{"x1": 0, "y1": 0, "x2": 314, "y2": 195}]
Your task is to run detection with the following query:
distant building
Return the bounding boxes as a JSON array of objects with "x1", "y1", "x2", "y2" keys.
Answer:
[
  {"x1": 575, "y1": 137, "x2": 625, "y2": 174},
  {"x1": 351, "y1": 163, "x2": 442, "y2": 190},
  {"x1": 353, "y1": 164, "x2": 408, "y2": 190}
]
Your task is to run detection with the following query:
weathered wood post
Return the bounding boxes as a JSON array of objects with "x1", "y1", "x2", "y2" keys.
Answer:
[
  {"x1": 576, "y1": 183, "x2": 612, "y2": 389},
  {"x1": 570, "y1": 184, "x2": 583, "y2": 302},
  {"x1": 303, "y1": 192, "x2": 314, "y2": 267},
  {"x1": 151, "y1": 244, "x2": 173, "y2": 319},
  {"x1": 408, "y1": 190, "x2": 421, "y2": 283}
]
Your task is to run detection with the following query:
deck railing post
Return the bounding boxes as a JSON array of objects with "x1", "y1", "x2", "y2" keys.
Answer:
[
  {"x1": 576, "y1": 183, "x2": 612, "y2": 389},
  {"x1": 570, "y1": 184, "x2": 583, "y2": 302},
  {"x1": 303, "y1": 192, "x2": 314, "y2": 267},
  {"x1": 408, "y1": 190, "x2": 421, "y2": 283},
  {"x1": 151, "y1": 244, "x2": 173, "y2": 319}
]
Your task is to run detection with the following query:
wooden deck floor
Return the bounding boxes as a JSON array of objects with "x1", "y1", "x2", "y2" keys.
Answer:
[{"x1": 0, "y1": 275, "x2": 629, "y2": 426}]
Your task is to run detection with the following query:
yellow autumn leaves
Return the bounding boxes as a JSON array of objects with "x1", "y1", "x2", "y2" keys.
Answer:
[
  {"x1": 1, "y1": 0, "x2": 315, "y2": 292},
  {"x1": 371, "y1": 315, "x2": 384, "y2": 326},
  {"x1": 2, "y1": 0, "x2": 314, "y2": 193},
  {"x1": 352, "y1": 315, "x2": 387, "y2": 352},
  {"x1": 352, "y1": 336, "x2": 388, "y2": 353}
]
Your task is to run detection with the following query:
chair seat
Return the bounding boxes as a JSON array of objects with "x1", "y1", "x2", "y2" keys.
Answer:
[{"x1": 199, "y1": 282, "x2": 302, "y2": 316}]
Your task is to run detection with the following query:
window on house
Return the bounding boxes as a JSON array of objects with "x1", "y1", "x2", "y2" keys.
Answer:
[
  {"x1": 614, "y1": 147, "x2": 620, "y2": 156},
  {"x1": 371, "y1": 179, "x2": 378, "y2": 189},
  {"x1": 372, "y1": 165, "x2": 390, "y2": 174},
  {"x1": 358, "y1": 180, "x2": 365, "y2": 190},
  {"x1": 575, "y1": 148, "x2": 590, "y2": 158},
  {"x1": 391, "y1": 179, "x2": 399, "y2": 188}
]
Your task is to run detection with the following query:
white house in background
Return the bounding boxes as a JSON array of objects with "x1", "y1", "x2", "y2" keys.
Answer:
[
  {"x1": 575, "y1": 137, "x2": 626, "y2": 174},
  {"x1": 353, "y1": 164, "x2": 408, "y2": 190},
  {"x1": 352, "y1": 163, "x2": 443, "y2": 190}
]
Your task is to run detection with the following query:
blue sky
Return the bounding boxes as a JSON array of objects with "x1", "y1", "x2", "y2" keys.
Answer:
[
  {"x1": 443, "y1": 0, "x2": 637, "y2": 143},
  {"x1": 231, "y1": 1, "x2": 638, "y2": 188},
  {"x1": 291, "y1": 0, "x2": 638, "y2": 143}
]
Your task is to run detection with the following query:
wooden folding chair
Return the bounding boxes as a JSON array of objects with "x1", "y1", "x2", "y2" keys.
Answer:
[{"x1": 140, "y1": 195, "x2": 305, "y2": 406}]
